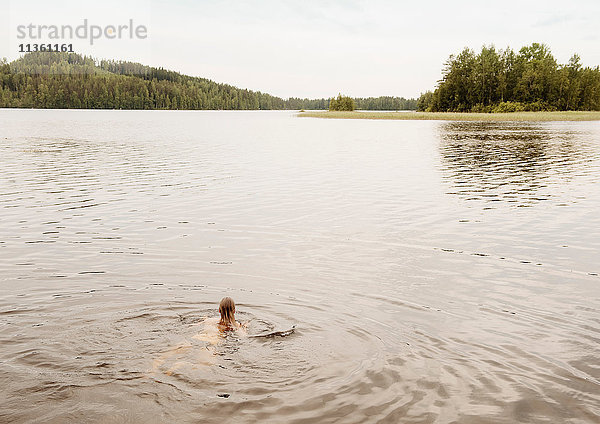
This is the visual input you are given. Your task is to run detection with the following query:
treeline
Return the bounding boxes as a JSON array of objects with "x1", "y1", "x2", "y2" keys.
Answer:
[
  {"x1": 417, "y1": 43, "x2": 600, "y2": 112},
  {"x1": 1, "y1": 53, "x2": 291, "y2": 110},
  {"x1": 355, "y1": 96, "x2": 416, "y2": 110},
  {"x1": 0, "y1": 52, "x2": 416, "y2": 110}
]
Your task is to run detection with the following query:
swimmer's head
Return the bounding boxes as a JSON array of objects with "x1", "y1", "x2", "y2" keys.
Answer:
[{"x1": 219, "y1": 297, "x2": 236, "y2": 324}]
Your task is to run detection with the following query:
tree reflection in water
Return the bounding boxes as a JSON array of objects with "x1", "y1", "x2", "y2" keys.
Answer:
[{"x1": 437, "y1": 122, "x2": 597, "y2": 207}]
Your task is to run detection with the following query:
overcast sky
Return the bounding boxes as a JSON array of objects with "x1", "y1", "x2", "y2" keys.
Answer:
[{"x1": 3, "y1": 0, "x2": 600, "y2": 98}]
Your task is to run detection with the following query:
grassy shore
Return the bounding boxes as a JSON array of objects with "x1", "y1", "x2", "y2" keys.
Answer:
[{"x1": 298, "y1": 110, "x2": 600, "y2": 121}]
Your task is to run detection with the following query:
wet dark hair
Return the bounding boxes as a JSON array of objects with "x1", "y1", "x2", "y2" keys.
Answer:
[{"x1": 219, "y1": 297, "x2": 235, "y2": 324}]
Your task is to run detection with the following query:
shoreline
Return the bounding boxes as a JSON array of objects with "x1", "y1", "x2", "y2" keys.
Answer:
[{"x1": 298, "y1": 111, "x2": 600, "y2": 121}]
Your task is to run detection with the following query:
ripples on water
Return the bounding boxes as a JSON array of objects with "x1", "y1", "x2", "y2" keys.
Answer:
[
  {"x1": 0, "y1": 111, "x2": 598, "y2": 423},
  {"x1": 439, "y1": 122, "x2": 597, "y2": 207}
]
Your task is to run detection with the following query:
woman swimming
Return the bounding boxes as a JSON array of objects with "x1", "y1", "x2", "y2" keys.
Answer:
[
  {"x1": 151, "y1": 298, "x2": 245, "y2": 378},
  {"x1": 150, "y1": 298, "x2": 293, "y2": 378}
]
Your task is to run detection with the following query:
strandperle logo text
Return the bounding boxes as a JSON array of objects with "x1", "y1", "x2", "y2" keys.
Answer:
[{"x1": 16, "y1": 19, "x2": 148, "y2": 45}]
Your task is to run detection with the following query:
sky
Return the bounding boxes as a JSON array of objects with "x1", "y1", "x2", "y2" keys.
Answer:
[{"x1": 2, "y1": 0, "x2": 600, "y2": 99}]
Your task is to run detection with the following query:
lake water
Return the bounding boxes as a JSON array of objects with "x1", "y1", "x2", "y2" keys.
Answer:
[{"x1": 0, "y1": 110, "x2": 598, "y2": 423}]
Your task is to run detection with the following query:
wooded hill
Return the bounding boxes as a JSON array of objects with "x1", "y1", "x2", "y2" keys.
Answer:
[{"x1": 0, "y1": 52, "x2": 416, "y2": 110}]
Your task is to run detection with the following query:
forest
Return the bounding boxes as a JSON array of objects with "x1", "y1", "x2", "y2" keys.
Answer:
[
  {"x1": 417, "y1": 43, "x2": 600, "y2": 112},
  {"x1": 0, "y1": 52, "x2": 416, "y2": 111}
]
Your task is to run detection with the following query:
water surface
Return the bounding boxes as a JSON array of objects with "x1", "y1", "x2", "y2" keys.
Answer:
[{"x1": 0, "y1": 110, "x2": 598, "y2": 423}]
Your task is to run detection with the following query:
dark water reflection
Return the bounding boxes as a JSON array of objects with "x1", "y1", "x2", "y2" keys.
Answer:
[
  {"x1": 0, "y1": 111, "x2": 599, "y2": 423},
  {"x1": 438, "y1": 122, "x2": 598, "y2": 207}
]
